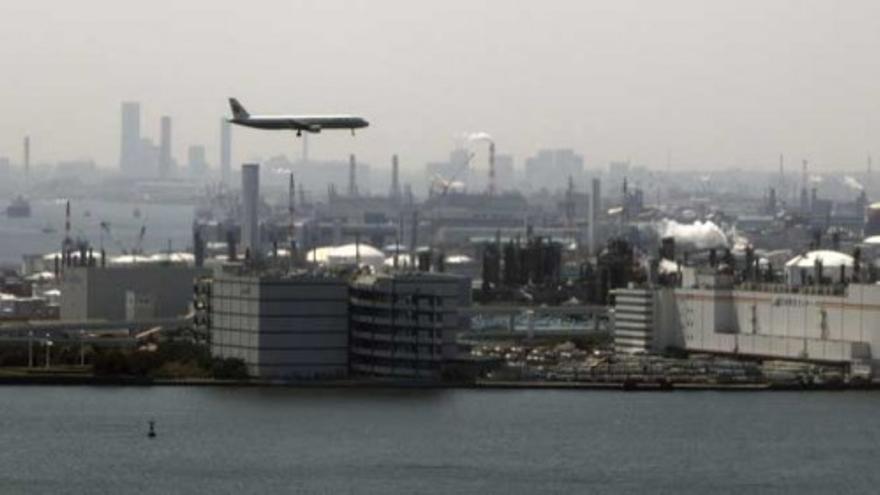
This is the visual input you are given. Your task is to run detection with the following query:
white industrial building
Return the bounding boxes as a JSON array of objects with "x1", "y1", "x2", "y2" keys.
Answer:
[
  {"x1": 613, "y1": 268, "x2": 879, "y2": 375},
  {"x1": 209, "y1": 269, "x2": 350, "y2": 379}
]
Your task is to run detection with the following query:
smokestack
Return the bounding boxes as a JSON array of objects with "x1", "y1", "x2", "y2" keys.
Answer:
[
  {"x1": 488, "y1": 142, "x2": 496, "y2": 196},
  {"x1": 241, "y1": 163, "x2": 261, "y2": 262},
  {"x1": 23, "y1": 136, "x2": 30, "y2": 178},
  {"x1": 390, "y1": 154, "x2": 400, "y2": 201},
  {"x1": 288, "y1": 172, "x2": 296, "y2": 265},
  {"x1": 64, "y1": 200, "x2": 71, "y2": 248},
  {"x1": 779, "y1": 153, "x2": 785, "y2": 200},
  {"x1": 348, "y1": 154, "x2": 358, "y2": 197},
  {"x1": 193, "y1": 227, "x2": 205, "y2": 268},
  {"x1": 410, "y1": 210, "x2": 419, "y2": 267},
  {"x1": 220, "y1": 119, "x2": 231, "y2": 185}
]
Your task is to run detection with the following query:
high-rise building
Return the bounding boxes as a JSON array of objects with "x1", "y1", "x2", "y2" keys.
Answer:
[
  {"x1": 524, "y1": 149, "x2": 584, "y2": 192},
  {"x1": 120, "y1": 102, "x2": 141, "y2": 174},
  {"x1": 187, "y1": 145, "x2": 208, "y2": 177},
  {"x1": 220, "y1": 118, "x2": 231, "y2": 184},
  {"x1": 159, "y1": 116, "x2": 173, "y2": 179}
]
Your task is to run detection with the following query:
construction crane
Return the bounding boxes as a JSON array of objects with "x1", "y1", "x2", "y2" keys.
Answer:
[
  {"x1": 133, "y1": 225, "x2": 147, "y2": 255},
  {"x1": 99, "y1": 221, "x2": 147, "y2": 255},
  {"x1": 431, "y1": 151, "x2": 475, "y2": 196}
]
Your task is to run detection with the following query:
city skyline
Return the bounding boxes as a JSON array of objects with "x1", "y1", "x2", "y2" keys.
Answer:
[{"x1": 1, "y1": 1, "x2": 880, "y2": 172}]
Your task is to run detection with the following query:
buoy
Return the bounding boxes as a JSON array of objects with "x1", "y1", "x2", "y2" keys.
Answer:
[{"x1": 148, "y1": 420, "x2": 156, "y2": 439}]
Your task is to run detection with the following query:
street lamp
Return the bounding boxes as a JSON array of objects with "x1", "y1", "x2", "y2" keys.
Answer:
[{"x1": 44, "y1": 334, "x2": 53, "y2": 369}]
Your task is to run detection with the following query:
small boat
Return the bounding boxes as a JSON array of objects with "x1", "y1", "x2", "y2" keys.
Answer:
[
  {"x1": 41, "y1": 224, "x2": 57, "y2": 234},
  {"x1": 5, "y1": 196, "x2": 31, "y2": 218},
  {"x1": 148, "y1": 420, "x2": 156, "y2": 438}
]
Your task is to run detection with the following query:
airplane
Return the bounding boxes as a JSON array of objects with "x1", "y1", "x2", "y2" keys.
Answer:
[{"x1": 227, "y1": 98, "x2": 369, "y2": 137}]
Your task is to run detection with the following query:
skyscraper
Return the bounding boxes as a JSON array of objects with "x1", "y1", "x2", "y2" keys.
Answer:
[
  {"x1": 120, "y1": 102, "x2": 141, "y2": 174},
  {"x1": 188, "y1": 145, "x2": 208, "y2": 177},
  {"x1": 220, "y1": 118, "x2": 231, "y2": 184},
  {"x1": 159, "y1": 116, "x2": 172, "y2": 179}
]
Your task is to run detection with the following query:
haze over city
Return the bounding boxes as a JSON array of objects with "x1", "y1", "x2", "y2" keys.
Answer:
[
  {"x1": 3, "y1": 0, "x2": 880, "y2": 171},
  {"x1": 7, "y1": 2, "x2": 880, "y2": 494}
]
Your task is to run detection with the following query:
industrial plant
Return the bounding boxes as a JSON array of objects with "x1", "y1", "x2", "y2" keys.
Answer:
[{"x1": 2, "y1": 100, "x2": 880, "y2": 389}]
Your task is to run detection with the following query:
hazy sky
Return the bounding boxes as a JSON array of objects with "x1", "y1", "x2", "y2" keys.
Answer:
[{"x1": 2, "y1": 0, "x2": 880, "y2": 173}]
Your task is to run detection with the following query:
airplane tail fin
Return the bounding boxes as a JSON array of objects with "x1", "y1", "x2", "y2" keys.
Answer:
[{"x1": 229, "y1": 98, "x2": 250, "y2": 119}]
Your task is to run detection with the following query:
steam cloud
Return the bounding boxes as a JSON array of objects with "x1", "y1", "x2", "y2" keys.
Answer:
[
  {"x1": 466, "y1": 132, "x2": 493, "y2": 144},
  {"x1": 843, "y1": 176, "x2": 864, "y2": 191},
  {"x1": 657, "y1": 219, "x2": 729, "y2": 250}
]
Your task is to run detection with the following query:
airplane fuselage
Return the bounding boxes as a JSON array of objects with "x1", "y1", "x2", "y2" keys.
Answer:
[
  {"x1": 227, "y1": 98, "x2": 368, "y2": 135},
  {"x1": 230, "y1": 115, "x2": 368, "y2": 132}
]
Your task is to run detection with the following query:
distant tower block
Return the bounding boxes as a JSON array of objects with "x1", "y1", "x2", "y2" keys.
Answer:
[
  {"x1": 588, "y1": 178, "x2": 601, "y2": 255},
  {"x1": 159, "y1": 116, "x2": 172, "y2": 179},
  {"x1": 390, "y1": 154, "x2": 401, "y2": 201},
  {"x1": 120, "y1": 102, "x2": 141, "y2": 173},
  {"x1": 348, "y1": 154, "x2": 358, "y2": 197},
  {"x1": 241, "y1": 163, "x2": 261, "y2": 261},
  {"x1": 23, "y1": 136, "x2": 30, "y2": 177},
  {"x1": 220, "y1": 118, "x2": 231, "y2": 184},
  {"x1": 488, "y1": 142, "x2": 496, "y2": 196}
]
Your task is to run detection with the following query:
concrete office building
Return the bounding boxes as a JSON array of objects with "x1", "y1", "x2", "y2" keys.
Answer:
[
  {"x1": 60, "y1": 265, "x2": 207, "y2": 321},
  {"x1": 349, "y1": 272, "x2": 471, "y2": 379},
  {"x1": 209, "y1": 270, "x2": 350, "y2": 378}
]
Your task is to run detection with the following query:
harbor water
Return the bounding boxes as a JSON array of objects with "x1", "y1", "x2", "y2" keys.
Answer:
[
  {"x1": 1, "y1": 387, "x2": 879, "y2": 494},
  {"x1": 0, "y1": 198, "x2": 194, "y2": 266}
]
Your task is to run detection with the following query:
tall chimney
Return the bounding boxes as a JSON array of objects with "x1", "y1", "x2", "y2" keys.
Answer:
[
  {"x1": 23, "y1": 136, "x2": 30, "y2": 178},
  {"x1": 488, "y1": 142, "x2": 496, "y2": 196},
  {"x1": 390, "y1": 154, "x2": 401, "y2": 201},
  {"x1": 241, "y1": 163, "x2": 261, "y2": 262},
  {"x1": 288, "y1": 172, "x2": 296, "y2": 265},
  {"x1": 348, "y1": 154, "x2": 358, "y2": 197}
]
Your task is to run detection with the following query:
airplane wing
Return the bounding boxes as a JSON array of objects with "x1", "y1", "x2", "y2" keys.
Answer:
[{"x1": 288, "y1": 120, "x2": 321, "y2": 133}]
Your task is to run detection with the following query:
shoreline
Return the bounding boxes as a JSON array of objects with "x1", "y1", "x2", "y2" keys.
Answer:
[{"x1": 0, "y1": 375, "x2": 874, "y2": 391}]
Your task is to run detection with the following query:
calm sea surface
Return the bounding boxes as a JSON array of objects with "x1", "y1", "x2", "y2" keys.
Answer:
[{"x1": 0, "y1": 387, "x2": 878, "y2": 494}]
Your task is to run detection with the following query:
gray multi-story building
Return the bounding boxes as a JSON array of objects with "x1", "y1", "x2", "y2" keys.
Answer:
[
  {"x1": 209, "y1": 270, "x2": 350, "y2": 378},
  {"x1": 159, "y1": 116, "x2": 173, "y2": 179},
  {"x1": 349, "y1": 272, "x2": 471, "y2": 380},
  {"x1": 60, "y1": 265, "x2": 207, "y2": 321},
  {"x1": 120, "y1": 102, "x2": 141, "y2": 174},
  {"x1": 524, "y1": 149, "x2": 584, "y2": 192}
]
